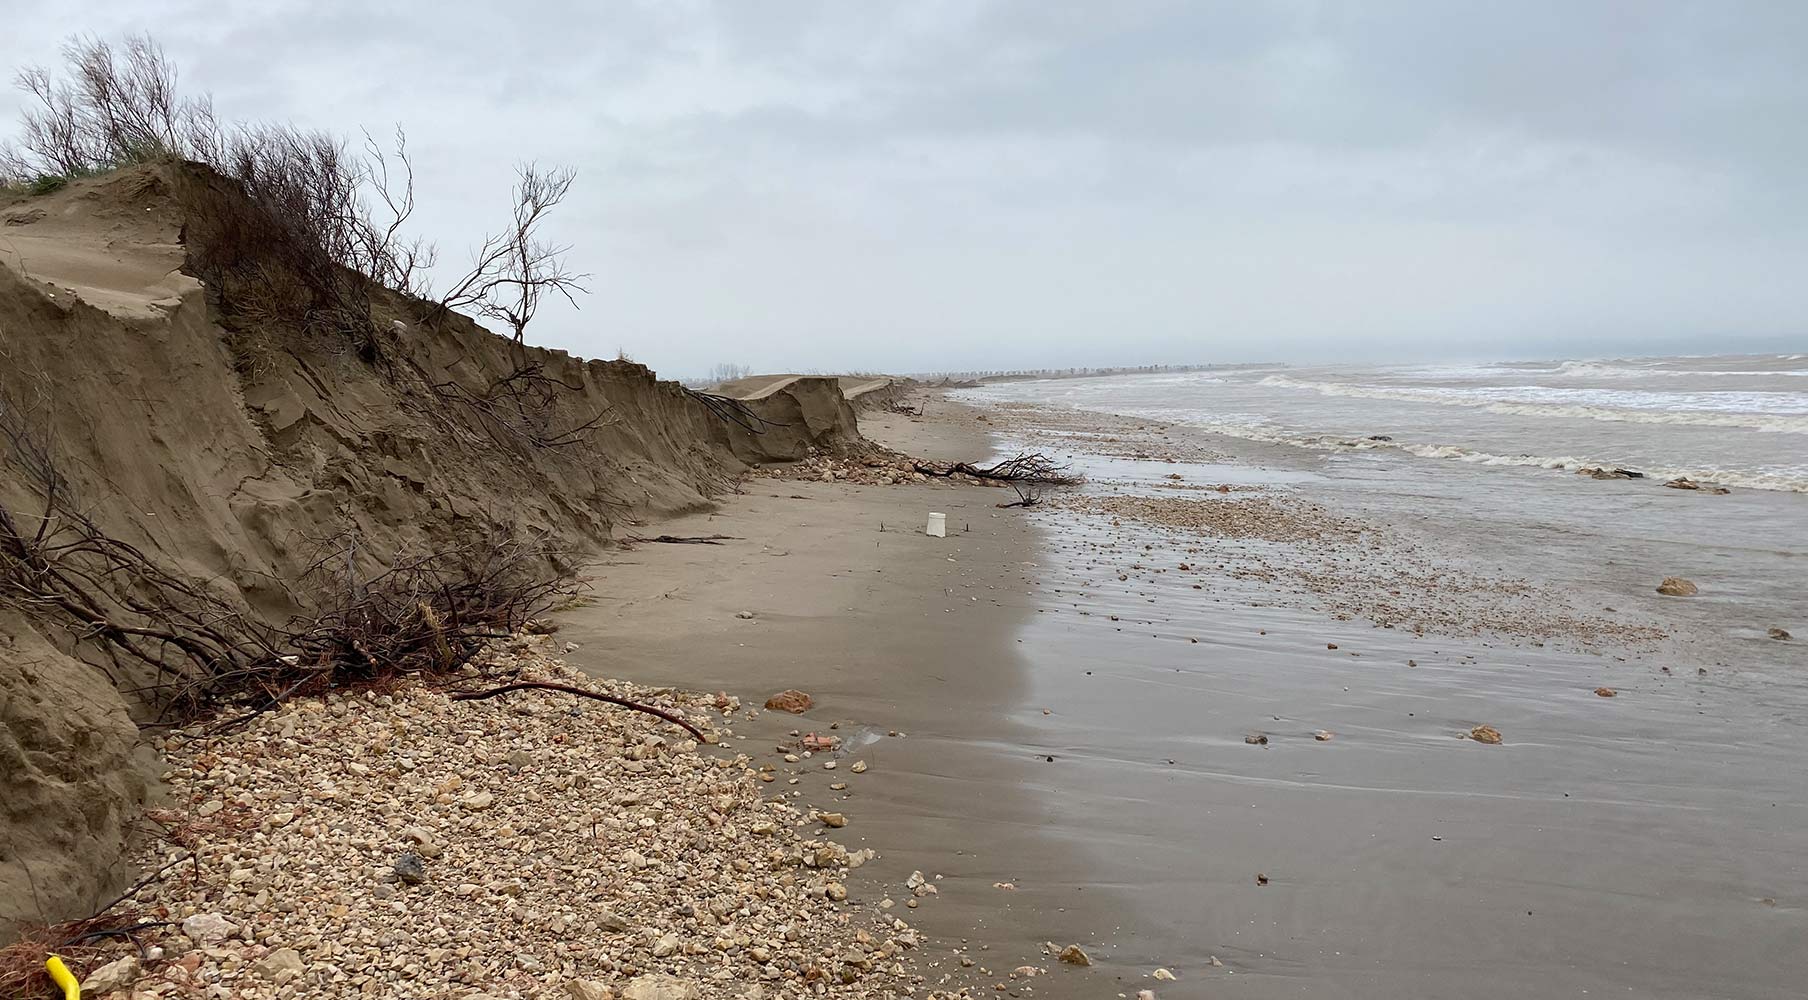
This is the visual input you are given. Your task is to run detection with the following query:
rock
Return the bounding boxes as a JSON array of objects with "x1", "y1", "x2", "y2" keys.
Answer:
[
  {"x1": 506, "y1": 749, "x2": 534, "y2": 769},
  {"x1": 1579, "y1": 466, "x2": 1644, "y2": 480},
  {"x1": 595, "y1": 906, "x2": 631, "y2": 932},
  {"x1": 195, "y1": 799, "x2": 224, "y2": 817},
  {"x1": 393, "y1": 850, "x2": 427, "y2": 884},
  {"x1": 652, "y1": 932, "x2": 681, "y2": 957},
  {"x1": 1244, "y1": 734, "x2": 1268, "y2": 745},
  {"x1": 1255, "y1": 872, "x2": 1269, "y2": 885},
  {"x1": 1209, "y1": 956, "x2": 1224, "y2": 967},
  {"x1": 1152, "y1": 968, "x2": 1178, "y2": 981},
  {"x1": 1594, "y1": 687, "x2": 1616, "y2": 698},
  {"x1": 817, "y1": 811, "x2": 847, "y2": 828},
  {"x1": 1057, "y1": 944, "x2": 1091, "y2": 966},
  {"x1": 1664, "y1": 477, "x2": 1730, "y2": 494},
  {"x1": 1470, "y1": 724, "x2": 1503, "y2": 745},
  {"x1": 1656, "y1": 577, "x2": 1699, "y2": 597},
  {"x1": 79, "y1": 956, "x2": 142, "y2": 995},
  {"x1": 1138, "y1": 991, "x2": 1157, "y2": 1000},
  {"x1": 254, "y1": 947, "x2": 305, "y2": 981},
  {"x1": 1326, "y1": 643, "x2": 1338, "y2": 650},
  {"x1": 1313, "y1": 730, "x2": 1334, "y2": 741},
  {"x1": 1769, "y1": 627, "x2": 1792, "y2": 641},
  {"x1": 180, "y1": 912, "x2": 236, "y2": 944},
  {"x1": 734, "y1": 611, "x2": 756, "y2": 620},
  {"x1": 849, "y1": 760, "x2": 867, "y2": 774},
  {"x1": 622, "y1": 974, "x2": 702, "y2": 1000},
  {"x1": 764, "y1": 690, "x2": 814, "y2": 713},
  {"x1": 567, "y1": 980, "x2": 614, "y2": 1000},
  {"x1": 461, "y1": 790, "x2": 495, "y2": 810}
]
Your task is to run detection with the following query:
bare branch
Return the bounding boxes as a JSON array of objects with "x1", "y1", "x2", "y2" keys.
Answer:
[
  {"x1": 913, "y1": 452, "x2": 1082, "y2": 486},
  {"x1": 439, "y1": 163, "x2": 589, "y2": 344}
]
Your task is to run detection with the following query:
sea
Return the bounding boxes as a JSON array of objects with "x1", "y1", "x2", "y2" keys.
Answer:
[
  {"x1": 962, "y1": 353, "x2": 1808, "y2": 494},
  {"x1": 958, "y1": 352, "x2": 1808, "y2": 672},
  {"x1": 941, "y1": 352, "x2": 1808, "y2": 998}
]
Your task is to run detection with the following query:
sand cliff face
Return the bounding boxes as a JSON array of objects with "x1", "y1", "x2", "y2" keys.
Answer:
[{"x1": 0, "y1": 165, "x2": 861, "y2": 932}]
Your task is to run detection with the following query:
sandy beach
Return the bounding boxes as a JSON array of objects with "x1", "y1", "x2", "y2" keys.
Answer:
[
  {"x1": 555, "y1": 408, "x2": 1117, "y2": 997},
  {"x1": 561, "y1": 388, "x2": 1808, "y2": 1000},
  {"x1": 6, "y1": 20, "x2": 1803, "y2": 1000}
]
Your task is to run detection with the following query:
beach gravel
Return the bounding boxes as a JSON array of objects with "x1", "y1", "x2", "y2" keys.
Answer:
[{"x1": 97, "y1": 634, "x2": 954, "y2": 1000}]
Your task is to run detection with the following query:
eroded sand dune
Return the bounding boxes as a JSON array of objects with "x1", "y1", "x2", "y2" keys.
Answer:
[{"x1": 0, "y1": 165, "x2": 869, "y2": 931}]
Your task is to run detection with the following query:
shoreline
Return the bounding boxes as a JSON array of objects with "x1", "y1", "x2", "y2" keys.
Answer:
[
  {"x1": 555, "y1": 402, "x2": 1115, "y2": 997},
  {"x1": 566, "y1": 384, "x2": 1808, "y2": 999},
  {"x1": 919, "y1": 387, "x2": 1805, "y2": 999}
]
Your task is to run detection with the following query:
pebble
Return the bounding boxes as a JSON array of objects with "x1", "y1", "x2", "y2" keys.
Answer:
[
  {"x1": 96, "y1": 637, "x2": 948, "y2": 1000},
  {"x1": 179, "y1": 912, "x2": 236, "y2": 944},
  {"x1": 392, "y1": 850, "x2": 426, "y2": 884},
  {"x1": 78, "y1": 956, "x2": 141, "y2": 995},
  {"x1": 765, "y1": 689, "x2": 815, "y2": 713},
  {"x1": 253, "y1": 947, "x2": 304, "y2": 981}
]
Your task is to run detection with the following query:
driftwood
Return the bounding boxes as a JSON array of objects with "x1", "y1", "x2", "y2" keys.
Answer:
[
  {"x1": 913, "y1": 451, "x2": 1081, "y2": 486},
  {"x1": 450, "y1": 681, "x2": 707, "y2": 741},
  {"x1": 623, "y1": 534, "x2": 739, "y2": 546}
]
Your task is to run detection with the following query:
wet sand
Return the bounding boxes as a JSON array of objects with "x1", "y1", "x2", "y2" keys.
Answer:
[
  {"x1": 556, "y1": 412, "x2": 1114, "y2": 996},
  {"x1": 560, "y1": 393, "x2": 1808, "y2": 999}
]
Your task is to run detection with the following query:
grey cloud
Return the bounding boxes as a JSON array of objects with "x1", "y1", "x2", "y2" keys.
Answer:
[{"x1": 3, "y1": 1, "x2": 1803, "y2": 374}]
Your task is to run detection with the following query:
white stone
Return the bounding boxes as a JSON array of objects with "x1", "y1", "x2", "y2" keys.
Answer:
[
  {"x1": 622, "y1": 974, "x2": 702, "y2": 1000},
  {"x1": 254, "y1": 947, "x2": 305, "y2": 981},
  {"x1": 180, "y1": 912, "x2": 236, "y2": 944},
  {"x1": 79, "y1": 956, "x2": 142, "y2": 995}
]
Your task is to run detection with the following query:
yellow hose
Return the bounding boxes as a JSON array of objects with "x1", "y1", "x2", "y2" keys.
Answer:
[{"x1": 44, "y1": 955, "x2": 80, "y2": 1000}]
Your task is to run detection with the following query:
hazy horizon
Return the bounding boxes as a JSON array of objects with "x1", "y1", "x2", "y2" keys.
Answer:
[{"x1": 5, "y1": 2, "x2": 1804, "y2": 377}]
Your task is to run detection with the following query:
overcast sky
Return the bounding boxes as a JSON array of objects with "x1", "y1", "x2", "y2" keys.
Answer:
[{"x1": 5, "y1": 2, "x2": 1804, "y2": 376}]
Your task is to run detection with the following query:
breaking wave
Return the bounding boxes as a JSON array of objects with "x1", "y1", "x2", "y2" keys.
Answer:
[
  {"x1": 1163, "y1": 417, "x2": 1808, "y2": 493},
  {"x1": 1545, "y1": 360, "x2": 1808, "y2": 379},
  {"x1": 1259, "y1": 375, "x2": 1808, "y2": 433}
]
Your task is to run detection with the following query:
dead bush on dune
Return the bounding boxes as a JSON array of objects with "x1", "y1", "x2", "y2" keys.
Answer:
[
  {"x1": 9, "y1": 35, "x2": 439, "y2": 349},
  {"x1": 184, "y1": 123, "x2": 441, "y2": 356},
  {"x1": 436, "y1": 164, "x2": 587, "y2": 347},
  {"x1": 8, "y1": 34, "x2": 620, "y2": 456},
  {"x1": 12, "y1": 34, "x2": 209, "y2": 176}
]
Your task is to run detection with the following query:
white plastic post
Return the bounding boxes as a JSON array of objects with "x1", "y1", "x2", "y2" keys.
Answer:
[{"x1": 925, "y1": 512, "x2": 947, "y2": 537}]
